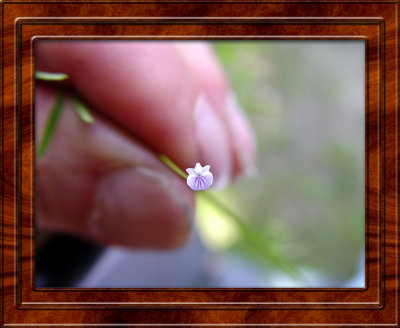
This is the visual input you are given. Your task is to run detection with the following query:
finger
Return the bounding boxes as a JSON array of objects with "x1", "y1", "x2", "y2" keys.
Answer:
[
  {"x1": 175, "y1": 42, "x2": 257, "y2": 178},
  {"x1": 36, "y1": 84, "x2": 194, "y2": 249},
  {"x1": 36, "y1": 41, "x2": 233, "y2": 188}
]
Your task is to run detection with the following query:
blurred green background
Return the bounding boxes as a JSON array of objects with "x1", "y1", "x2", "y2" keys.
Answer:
[{"x1": 195, "y1": 41, "x2": 365, "y2": 287}]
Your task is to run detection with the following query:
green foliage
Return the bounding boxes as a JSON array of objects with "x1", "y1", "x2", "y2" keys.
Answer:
[
  {"x1": 160, "y1": 153, "x2": 300, "y2": 278},
  {"x1": 71, "y1": 93, "x2": 95, "y2": 123},
  {"x1": 35, "y1": 71, "x2": 69, "y2": 81},
  {"x1": 37, "y1": 72, "x2": 95, "y2": 156},
  {"x1": 38, "y1": 89, "x2": 65, "y2": 157}
]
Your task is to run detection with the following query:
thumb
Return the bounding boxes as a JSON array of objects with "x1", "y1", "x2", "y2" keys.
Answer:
[{"x1": 36, "y1": 84, "x2": 194, "y2": 249}]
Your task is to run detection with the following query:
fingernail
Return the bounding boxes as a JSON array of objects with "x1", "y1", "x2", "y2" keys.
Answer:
[
  {"x1": 225, "y1": 92, "x2": 257, "y2": 178},
  {"x1": 193, "y1": 93, "x2": 232, "y2": 190},
  {"x1": 89, "y1": 166, "x2": 194, "y2": 248}
]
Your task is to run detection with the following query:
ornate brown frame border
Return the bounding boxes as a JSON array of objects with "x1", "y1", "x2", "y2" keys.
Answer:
[{"x1": 1, "y1": 1, "x2": 398, "y2": 326}]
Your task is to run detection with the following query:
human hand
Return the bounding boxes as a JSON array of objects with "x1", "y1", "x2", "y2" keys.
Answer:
[{"x1": 36, "y1": 41, "x2": 256, "y2": 249}]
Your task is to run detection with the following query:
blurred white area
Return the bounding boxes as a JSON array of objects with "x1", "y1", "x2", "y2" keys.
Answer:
[{"x1": 78, "y1": 233, "x2": 365, "y2": 288}]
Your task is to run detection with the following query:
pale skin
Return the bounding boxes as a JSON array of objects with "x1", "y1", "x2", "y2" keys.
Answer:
[{"x1": 36, "y1": 41, "x2": 256, "y2": 249}]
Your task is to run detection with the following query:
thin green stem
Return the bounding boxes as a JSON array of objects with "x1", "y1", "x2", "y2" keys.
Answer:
[
  {"x1": 71, "y1": 93, "x2": 95, "y2": 124},
  {"x1": 198, "y1": 192, "x2": 301, "y2": 279},
  {"x1": 35, "y1": 71, "x2": 69, "y2": 81},
  {"x1": 38, "y1": 89, "x2": 65, "y2": 157},
  {"x1": 35, "y1": 70, "x2": 300, "y2": 280},
  {"x1": 159, "y1": 154, "x2": 187, "y2": 179},
  {"x1": 159, "y1": 154, "x2": 301, "y2": 279}
]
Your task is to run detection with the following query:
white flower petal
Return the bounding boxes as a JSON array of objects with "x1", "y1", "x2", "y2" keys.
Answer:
[
  {"x1": 194, "y1": 162, "x2": 203, "y2": 174},
  {"x1": 186, "y1": 163, "x2": 213, "y2": 191},
  {"x1": 186, "y1": 171, "x2": 213, "y2": 191},
  {"x1": 200, "y1": 171, "x2": 213, "y2": 189},
  {"x1": 186, "y1": 174, "x2": 198, "y2": 191},
  {"x1": 186, "y1": 168, "x2": 196, "y2": 175},
  {"x1": 202, "y1": 165, "x2": 210, "y2": 173}
]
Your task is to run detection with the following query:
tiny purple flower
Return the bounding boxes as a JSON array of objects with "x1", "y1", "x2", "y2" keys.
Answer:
[{"x1": 186, "y1": 163, "x2": 214, "y2": 191}]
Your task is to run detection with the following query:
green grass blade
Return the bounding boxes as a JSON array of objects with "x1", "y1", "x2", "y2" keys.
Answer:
[
  {"x1": 198, "y1": 192, "x2": 301, "y2": 279},
  {"x1": 35, "y1": 71, "x2": 69, "y2": 81},
  {"x1": 71, "y1": 94, "x2": 95, "y2": 124},
  {"x1": 159, "y1": 154, "x2": 187, "y2": 179},
  {"x1": 38, "y1": 90, "x2": 65, "y2": 157},
  {"x1": 158, "y1": 154, "x2": 301, "y2": 279}
]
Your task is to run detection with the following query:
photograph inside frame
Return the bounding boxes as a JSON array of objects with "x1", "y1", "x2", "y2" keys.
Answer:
[{"x1": 34, "y1": 40, "x2": 365, "y2": 288}]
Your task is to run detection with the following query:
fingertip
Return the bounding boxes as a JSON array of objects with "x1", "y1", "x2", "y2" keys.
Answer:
[
  {"x1": 36, "y1": 84, "x2": 196, "y2": 249},
  {"x1": 224, "y1": 92, "x2": 258, "y2": 179},
  {"x1": 193, "y1": 93, "x2": 232, "y2": 190},
  {"x1": 36, "y1": 41, "x2": 201, "y2": 174}
]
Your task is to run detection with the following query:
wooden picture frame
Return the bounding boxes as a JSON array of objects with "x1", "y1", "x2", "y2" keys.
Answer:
[{"x1": 1, "y1": 1, "x2": 398, "y2": 326}]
